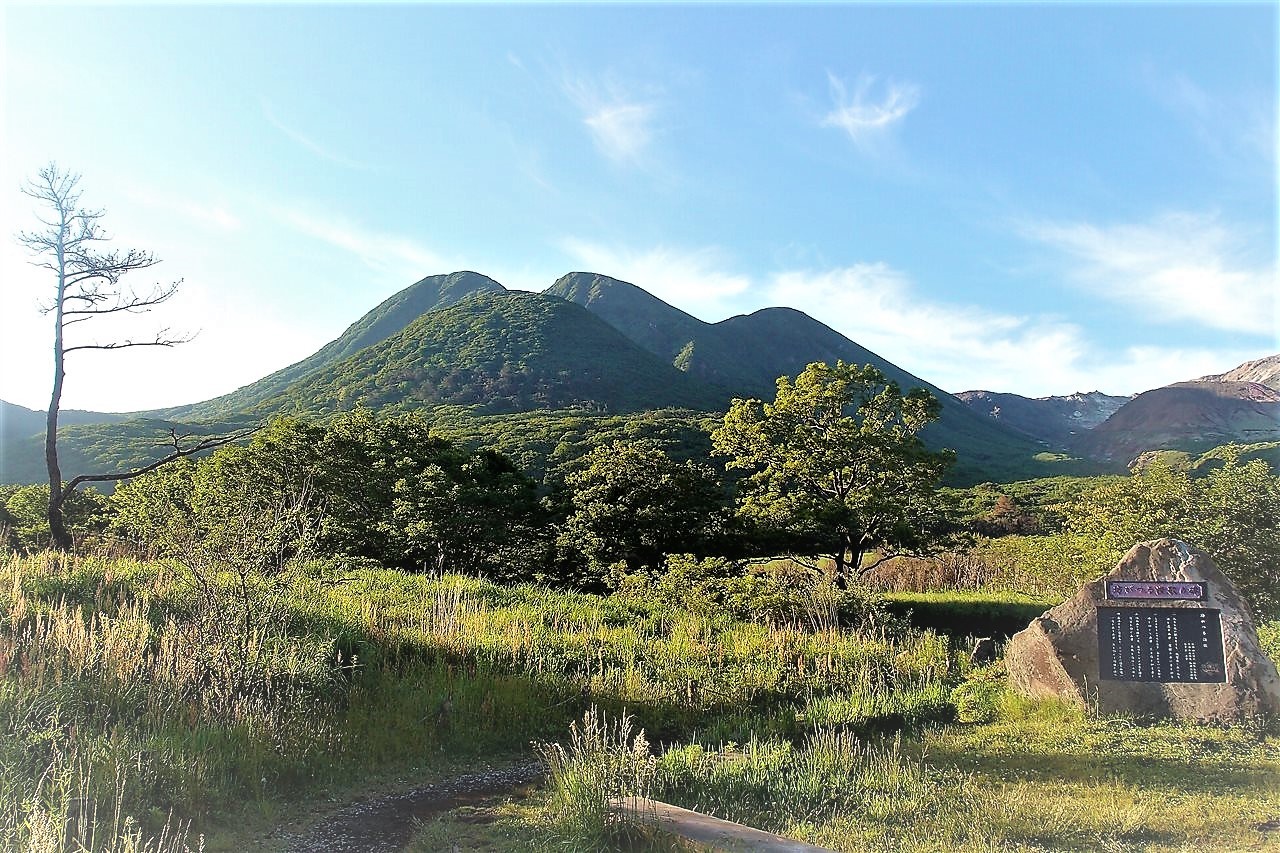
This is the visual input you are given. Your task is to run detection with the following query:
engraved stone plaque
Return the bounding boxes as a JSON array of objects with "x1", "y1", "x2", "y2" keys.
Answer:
[
  {"x1": 1106, "y1": 580, "x2": 1206, "y2": 602},
  {"x1": 1097, "y1": 606, "x2": 1225, "y2": 683}
]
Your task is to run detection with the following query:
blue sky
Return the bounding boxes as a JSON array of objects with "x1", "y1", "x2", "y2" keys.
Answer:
[{"x1": 2, "y1": 3, "x2": 1275, "y2": 412}]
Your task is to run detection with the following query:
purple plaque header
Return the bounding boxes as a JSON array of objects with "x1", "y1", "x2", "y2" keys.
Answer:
[{"x1": 1105, "y1": 580, "x2": 1207, "y2": 602}]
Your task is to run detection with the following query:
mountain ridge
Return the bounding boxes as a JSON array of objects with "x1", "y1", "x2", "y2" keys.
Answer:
[
  {"x1": 1077, "y1": 379, "x2": 1280, "y2": 463},
  {"x1": 153, "y1": 271, "x2": 505, "y2": 421},
  {"x1": 955, "y1": 389, "x2": 1131, "y2": 446},
  {"x1": 12, "y1": 271, "x2": 1272, "y2": 487}
]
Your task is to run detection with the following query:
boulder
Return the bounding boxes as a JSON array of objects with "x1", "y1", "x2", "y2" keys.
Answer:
[{"x1": 1006, "y1": 538, "x2": 1280, "y2": 721}]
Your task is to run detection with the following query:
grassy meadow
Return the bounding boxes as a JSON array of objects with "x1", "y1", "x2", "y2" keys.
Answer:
[{"x1": 1, "y1": 549, "x2": 1277, "y2": 852}]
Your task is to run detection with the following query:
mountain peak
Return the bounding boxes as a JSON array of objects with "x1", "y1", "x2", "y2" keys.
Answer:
[
  {"x1": 1196, "y1": 354, "x2": 1280, "y2": 391},
  {"x1": 152, "y1": 270, "x2": 506, "y2": 420}
]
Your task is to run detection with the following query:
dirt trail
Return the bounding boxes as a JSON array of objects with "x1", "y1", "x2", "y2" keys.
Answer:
[{"x1": 279, "y1": 761, "x2": 544, "y2": 852}]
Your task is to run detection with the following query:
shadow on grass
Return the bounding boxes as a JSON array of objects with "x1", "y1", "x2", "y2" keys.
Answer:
[{"x1": 924, "y1": 743, "x2": 1276, "y2": 795}]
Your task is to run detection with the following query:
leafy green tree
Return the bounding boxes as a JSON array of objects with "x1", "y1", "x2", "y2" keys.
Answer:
[
  {"x1": 711, "y1": 361, "x2": 954, "y2": 587},
  {"x1": 106, "y1": 457, "x2": 198, "y2": 550},
  {"x1": 2, "y1": 483, "x2": 107, "y2": 552},
  {"x1": 974, "y1": 494, "x2": 1042, "y2": 537},
  {"x1": 561, "y1": 440, "x2": 726, "y2": 576},
  {"x1": 1064, "y1": 451, "x2": 1280, "y2": 616},
  {"x1": 109, "y1": 409, "x2": 546, "y2": 579},
  {"x1": 389, "y1": 448, "x2": 543, "y2": 577}
]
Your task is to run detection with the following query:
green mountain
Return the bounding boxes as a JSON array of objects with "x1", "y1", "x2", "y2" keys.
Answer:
[
  {"x1": 156, "y1": 271, "x2": 505, "y2": 420},
  {"x1": 543, "y1": 272, "x2": 1084, "y2": 482},
  {"x1": 248, "y1": 290, "x2": 728, "y2": 415},
  {"x1": 2, "y1": 270, "x2": 1107, "y2": 487},
  {"x1": 0, "y1": 399, "x2": 238, "y2": 487}
]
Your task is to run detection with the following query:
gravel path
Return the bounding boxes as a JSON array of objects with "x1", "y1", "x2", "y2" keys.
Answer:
[{"x1": 279, "y1": 761, "x2": 544, "y2": 853}]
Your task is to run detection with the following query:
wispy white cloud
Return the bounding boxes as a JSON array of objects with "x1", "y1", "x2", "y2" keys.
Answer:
[
  {"x1": 261, "y1": 98, "x2": 370, "y2": 171},
  {"x1": 559, "y1": 238, "x2": 750, "y2": 319},
  {"x1": 562, "y1": 75, "x2": 659, "y2": 164},
  {"x1": 763, "y1": 263, "x2": 1262, "y2": 397},
  {"x1": 279, "y1": 207, "x2": 448, "y2": 279},
  {"x1": 1021, "y1": 211, "x2": 1275, "y2": 336},
  {"x1": 549, "y1": 236, "x2": 1263, "y2": 396},
  {"x1": 1149, "y1": 70, "x2": 1275, "y2": 168},
  {"x1": 767, "y1": 264, "x2": 1083, "y2": 393},
  {"x1": 821, "y1": 72, "x2": 921, "y2": 149}
]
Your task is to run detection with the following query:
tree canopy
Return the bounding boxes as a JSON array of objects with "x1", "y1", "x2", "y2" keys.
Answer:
[
  {"x1": 1064, "y1": 450, "x2": 1280, "y2": 616},
  {"x1": 712, "y1": 361, "x2": 954, "y2": 585},
  {"x1": 561, "y1": 440, "x2": 727, "y2": 578}
]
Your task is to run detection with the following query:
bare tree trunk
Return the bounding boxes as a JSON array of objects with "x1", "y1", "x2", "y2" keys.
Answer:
[
  {"x1": 45, "y1": 210, "x2": 71, "y2": 551},
  {"x1": 18, "y1": 164, "x2": 222, "y2": 551}
]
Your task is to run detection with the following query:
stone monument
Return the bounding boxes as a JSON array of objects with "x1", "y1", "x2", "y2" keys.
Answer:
[{"x1": 1005, "y1": 537, "x2": 1280, "y2": 721}]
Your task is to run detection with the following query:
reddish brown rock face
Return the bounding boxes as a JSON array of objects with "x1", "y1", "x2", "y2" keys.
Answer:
[{"x1": 1005, "y1": 538, "x2": 1280, "y2": 721}]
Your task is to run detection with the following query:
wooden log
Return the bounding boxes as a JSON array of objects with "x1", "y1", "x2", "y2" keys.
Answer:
[{"x1": 614, "y1": 796, "x2": 838, "y2": 852}]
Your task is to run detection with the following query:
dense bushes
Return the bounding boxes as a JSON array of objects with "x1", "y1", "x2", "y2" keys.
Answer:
[{"x1": 108, "y1": 411, "x2": 547, "y2": 580}]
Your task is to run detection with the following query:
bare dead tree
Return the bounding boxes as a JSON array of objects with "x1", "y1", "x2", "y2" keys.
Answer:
[{"x1": 16, "y1": 163, "x2": 250, "y2": 549}]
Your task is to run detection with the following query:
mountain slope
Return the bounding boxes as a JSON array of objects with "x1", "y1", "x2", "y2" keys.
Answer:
[
  {"x1": 955, "y1": 390, "x2": 1130, "y2": 446},
  {"x1": 1, "y1": 400, "x2": 132, "y2": 484},
  {"x1": 1197, "y1": 354, "x2": 1280, "y2": 391},
  {"x1": 157, "y1": 271, "x2": 505, "y2": 420},
  {"x1": 252, "y1": 290, "x2": 728, "y2": 415},
  {"x1": 544, "y1": 272, "x2": 1085, "y2": 482},
  {"x1": 4, "y1": 270, "x2": 1114, "y2": 487},
  {"x1": 1077, "y1": 381, "x2": 1280, "y2": 463}
]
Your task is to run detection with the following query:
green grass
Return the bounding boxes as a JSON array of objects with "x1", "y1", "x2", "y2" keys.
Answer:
[
  {"x1": 461, "y1": 694, "x2": 1279, "y2": 852},
  {"x1": 3, "y1": 549, "x2": 1277, "y2": 852},
  {"x1": 881, "y1": 591, "x2": 1061, "y2": 639},
  {"x1": 0, "y1": 550, "x2": 962, "y2": 850}
]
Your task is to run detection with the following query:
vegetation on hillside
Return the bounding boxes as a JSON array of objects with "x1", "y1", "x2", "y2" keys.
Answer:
[
  {"x1": 2, "y1": 360, "x2": 1279, "y2": 852},
  {"x1": 154, "y1": 271, "x2": 506, "y2": 422},
  {"x1": 250, "y1": 292, "x2": 728, "y2": 416}
]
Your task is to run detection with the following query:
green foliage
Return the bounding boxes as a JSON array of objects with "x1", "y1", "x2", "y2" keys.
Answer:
[
  {"x1": 561, "y1": 441, "x2": 727, "y2": 577},
  {"x1": 157, "y1": 272, "x2": 506, "y2": 421},
  {"x1": 254, "y1": 292, "x2": 727, "y2": 417},
  {"x1": 944, "y1": 474, "x2": 1120, "y2": 534},
  {"x1": 1259, "y1": 619, "x2": 1280, "y2": 664},
  {"x1": 971, "y1": 532, "x2": 1115, "y2": 598},
  {"x1": 429, "y1": 406, "x2": 720, "y2": 488},
  {"x1": 1064, "y1": 452, "x2": 1280, "y2": 615},
  {"x1": 951, "y1": 665, "x2": 1005, "y2": 723},
  {"x1": 530, "y1": 695, "x2": 1280, "y2": 853},
  {"x1": 549, "y1": 271, "x2": 1096, "y2": 487},
  {"x1": 712, "y1": 361, "x2": 954, "y2": 583},
  {"x1": 5, "y1": 550, "x2": 1278, "y2": 852},
  {"x1": 880, "y1": 592, "x2": 1057, "y2": 639},
  {"x1": 0, "y1": 550, "x2": 965, "y2": 848},
  {"x1": 109, "y1": 411, "x2": 545, "y2": 579},
  {"x1": 614, "y1": 554, "x2": 903, "y2": 632},
  {"x1": 1191, "y1": 440, "x2": 1280, "y2": 473},
  {"x1": 0, "y1": 483, "x2": 108, "y2": 552},
  {"x1": 537, "y1": 708, "x2": 656, "y2": 848}
]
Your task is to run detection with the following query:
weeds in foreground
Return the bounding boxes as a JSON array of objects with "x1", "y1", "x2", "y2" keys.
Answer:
[
  {"x1": 2, "y1": 752, "x2": 196, "y2": 853},
  {"x1": 537, "y1": 708, "x2": 655, "y2": 845},
  {"x1": 0, "y1": 551, "x2": 959, "y2": 849},
  {"x1": 530, "y1": 701, "x2": 1280, "y2": 853}
]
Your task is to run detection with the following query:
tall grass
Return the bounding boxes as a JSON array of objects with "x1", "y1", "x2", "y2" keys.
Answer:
[
  {"x1": 0, "y1": 550, "x2": 963, "y2": 848},
  {"x1": 533, "y1": 698, "x2": 1280, "y2": 853}
]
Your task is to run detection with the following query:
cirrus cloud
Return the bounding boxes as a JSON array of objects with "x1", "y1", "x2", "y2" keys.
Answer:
[
  {"x1": 821, "y1": 72, "x2": 921, "y2": 149},
  {"x1": 1021, "y1": 211, "x2": 1275, "y2": 336},
  {"x1": 562, "y1": 74, "x2": 660, "y2": 165}
]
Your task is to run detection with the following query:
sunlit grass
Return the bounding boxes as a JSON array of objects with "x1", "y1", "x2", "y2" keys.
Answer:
[
  {"x1": 513, "y1": 696, "x2": 1280, "y2": 853},
  {"x1": 0, "y1": 550, "x2": 960, "y2": 849}
]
